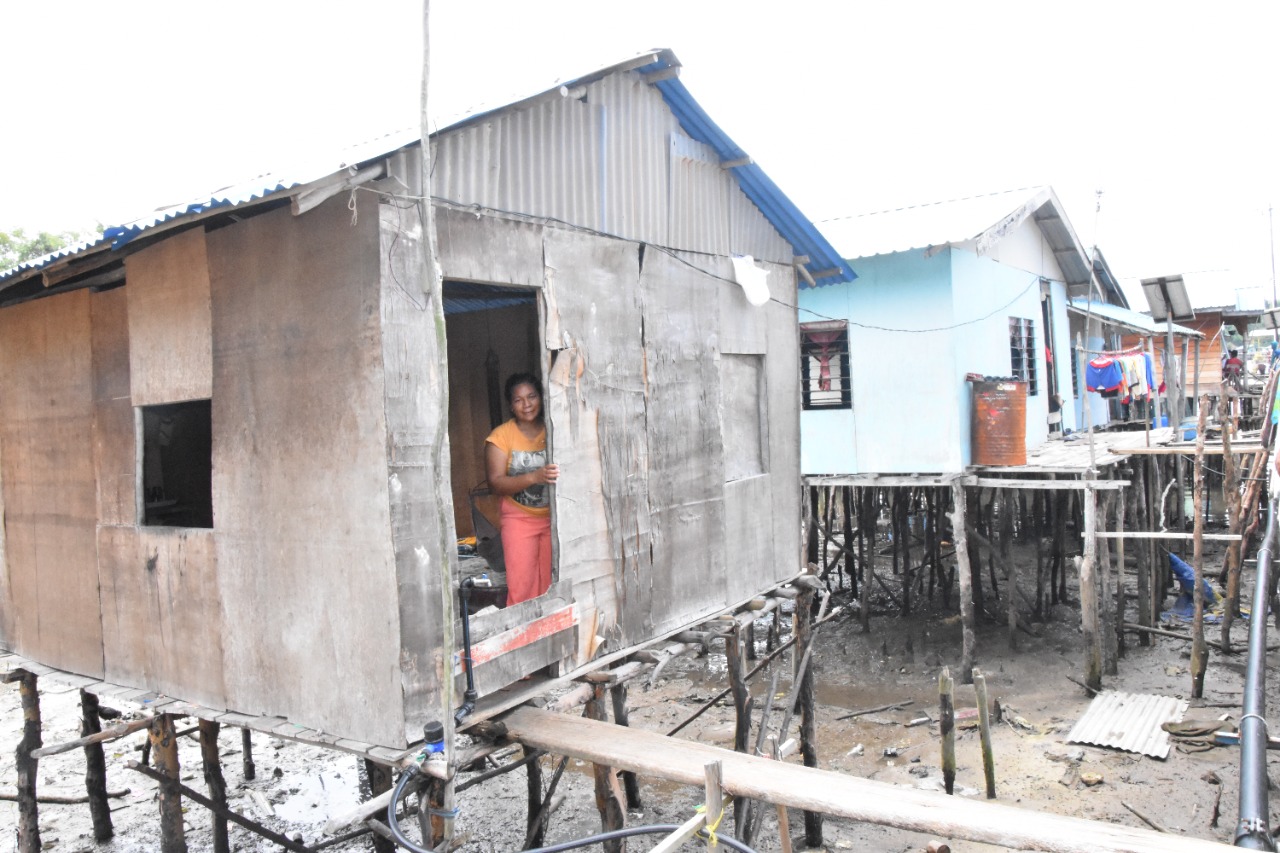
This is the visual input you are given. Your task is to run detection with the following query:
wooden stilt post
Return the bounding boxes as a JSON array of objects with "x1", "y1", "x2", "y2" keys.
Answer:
[
  {"x1": 973, "y1": 668, "x2": 995, "y2": 799},
  {"x1": 362, "y1": 759, "x2": 396, "y2": 853},
  {"x1": 949, "y1": 481, "x2": 976, "y2": 684},
  {"x1": 1191, "y1": 397, "x2": 1210, "y2": 698},
  {"x1": 1220, "y1": 399, "x2": 1243, "y2": 653},
  {"x1": 1133, "y1": 461, "x2": 1151, "y2": 646},
  {"x1": 1079, "y1": 484, "x2": 1102, "y2": 693},
  {"x1": 806, "y1": 486, "x2": 820, "y2": 568},
  {"x1": 12, "y1": 671, "x2": 42, "y2": 853},
  {"x1": 198, "y1": 720, "x2": 229, "y2": 853},
  {"x1": 150, "y1": 713, "x2": 188, "y2": 853},
  {"x1": 725, "y1": 621, "x2": 752, "y2": 837},
  {"x1": 1000, "y1": 489, "x2": 1016, "y2": 650},
  {"x1": 842, "y1": 487, "x2": 855, "y2": 595},
  {"x1": 704, "y1": 761, "x2": 724, "y2": 853},
  {"x1": 524, "y1": 747, "x2": 546, "y2": 850},
  {"x1": 1115, "y1": 482, "x2": 1127, "y2": 660},
  {"x1": 240, "y1": 728, "x2": 255, "y2": 780},
  {"x1": 79, "y1": 689, "x2": 113, "y2": 842},
  {"x1": 1098, "y1": 491, "x2": 1118, "y2": 677},
  {"x1": 610, "y1": 683, "x2": 642, "y2": 811},
  {"x1": 860, "y1": 488, "x2": 872, "y2": 633},
  {"x1": 585, "y1": 684, "x2": 626, "y2": 853},
  {"x1": 939, "y1": 667, "x2": 956, "y2": 795},
  {"x1": 793, "y1": 581, "x2": 822, "y2": 847}
]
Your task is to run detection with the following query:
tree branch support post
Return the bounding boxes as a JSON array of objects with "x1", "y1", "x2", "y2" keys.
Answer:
[
  {"x1": 609, "y1": 682, "x2": 642, "y2": 811},
  {"x1": 1191, "y1": 397, "x2": 1210, "y2": 698},
  {"x1": 724, "y1": 623, "x2": 752, "y2": 836},
  {"x1": 150, "y1": 713, "x2": 188, "y2": 853},
  {"x1": 973, "y1": 668, "x2": 995, "y2": 799},
  {"x1": 197, "y1": 720, "x2": 229, "y2": 853},
  {"x1": 794, "y1": 580, "x2": 823, "y2": 847},
  {"x1": 15, "y1": 671, "x2": 42, "y2": 853},
  {"x1": 940, "y1": 667, "x2": 956, "y2": 795},
  {"x1": 585, "y1": 684, "x2": 626, "y2": 853},
  {"x1": 949, "y1": 481, "x2": 976, "y2": 683},
  {"x1": 363, "y1": 758, "x2": 396, "y2": 853},
  {"x1": 1079, "y1": 483, "x2": 1103, "y2": 693},
  {"x1": 79, "y1": 689, "x2": 113, "y2": 842},
  {"x1": 241, "y1": 728, "x2": 255, "y2": 780}
]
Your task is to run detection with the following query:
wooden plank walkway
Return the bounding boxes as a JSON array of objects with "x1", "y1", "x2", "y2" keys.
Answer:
[{"x1": 501, "y1": 705, "x2": 1232, "y2": 853}]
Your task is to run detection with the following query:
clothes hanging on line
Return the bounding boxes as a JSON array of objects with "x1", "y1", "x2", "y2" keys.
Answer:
[{"x1": 1086, "y1": 351, "x2": 1156, "y2": 403}]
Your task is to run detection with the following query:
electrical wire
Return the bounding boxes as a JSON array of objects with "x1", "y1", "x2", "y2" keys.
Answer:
[{"x1": 357, "y1": 186, "x2": 1061, "y2": 335}]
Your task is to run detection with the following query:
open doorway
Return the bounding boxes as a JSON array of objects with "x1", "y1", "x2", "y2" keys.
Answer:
[{"x1": 444, "y1": 281, "x2": 543, "y2": 609}]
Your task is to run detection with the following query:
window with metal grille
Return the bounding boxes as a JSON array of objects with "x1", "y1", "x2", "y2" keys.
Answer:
[
  {"x1": 1070, "y1": 345, "x2": 1080, "y2": 398},
  {"x1": 800, "y1": 322, "x2": 851, "y2": 410},
  {"x1": 1009, "y1": 317, "x2": 1038, "y2": 396}
]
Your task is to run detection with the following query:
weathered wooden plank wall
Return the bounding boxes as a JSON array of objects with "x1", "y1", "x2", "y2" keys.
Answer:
[
  {"x1": 638, "y1": 248, "x2": 728, "y2": 634},
  {"x1": 0, "y1": 290, "x2": 103, "y2": 676},
  {"x1": 762, "y1": 264, "x2": 802, "y2": 588},
  {"x1": 543, "y1": 229, "x2": 649, "y2": 647},
  {"x1": 90, "y1": 288, "x2": 135, "y2": 526},
  {"x1": 207, "y1": 196, "x2": 408, "y2": 746},
  {"x1": 125, "y1": 228, "x2": 213, "y2": 405},
  {"x1": 377, "y1": 196, "x2": 453, "y2": 744}
]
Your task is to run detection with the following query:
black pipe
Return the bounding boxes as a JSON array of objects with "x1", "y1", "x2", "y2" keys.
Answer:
[
  {"x1": 455, "y1": 579, "x2": 481, "y2": 725},
  {"x1": 1236, "y1": 494, "x2": 1279, "y2": 850}
]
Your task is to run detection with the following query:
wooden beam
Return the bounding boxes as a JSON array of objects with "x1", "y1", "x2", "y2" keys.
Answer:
[
  {"x1": 1092, "y1": 532, "x2": 1241, "y2": 541},
  {"x1": 500, "y1": 707, "x2": 1230, "y2": 853},
  {"x1": 970, "y1": 478, "x2": 1129, "y2": 491},
  {"x1": 1116, "y1": 444, "x2": 1265, "y2": 456}
]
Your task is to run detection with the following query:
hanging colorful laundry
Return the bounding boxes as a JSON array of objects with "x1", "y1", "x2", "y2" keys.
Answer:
[{"x1": 1085, "y1": 350, "x2": 1156, "y2": 404}]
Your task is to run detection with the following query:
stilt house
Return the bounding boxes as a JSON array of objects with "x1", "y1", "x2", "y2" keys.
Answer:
[
  {"x1": 797, "y1": 187, "x2": 1123, "y2": 475},
  {"x1": 0, "y1": 50, "x2": 853, "y2": 748}
]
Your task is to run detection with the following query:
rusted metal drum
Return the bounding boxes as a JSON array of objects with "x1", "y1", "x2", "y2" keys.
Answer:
[{"x1": 971, "y1": 380, "x2": 1027, "y2": 466}]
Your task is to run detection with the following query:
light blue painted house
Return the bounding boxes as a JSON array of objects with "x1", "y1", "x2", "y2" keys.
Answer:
[{"x1": 798, "y1": 187, "x2": 1124, "y2": 476}]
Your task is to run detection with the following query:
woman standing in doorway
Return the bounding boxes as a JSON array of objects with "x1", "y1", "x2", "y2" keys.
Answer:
[{"x1": 485, "y1": 373, "x2": 558, "y2": 605}]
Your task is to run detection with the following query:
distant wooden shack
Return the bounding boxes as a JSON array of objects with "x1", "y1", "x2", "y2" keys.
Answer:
[{"x1": 0, "y1": 49, "x2": 853, "y2": 748}]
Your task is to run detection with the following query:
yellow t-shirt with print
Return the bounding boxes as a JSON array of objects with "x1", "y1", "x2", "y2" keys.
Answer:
[{"x1": 484, "y1": 419, "x2": 550, "y2": 517}]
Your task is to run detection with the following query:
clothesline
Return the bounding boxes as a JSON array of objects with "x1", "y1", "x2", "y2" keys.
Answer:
[{"x1": 1079, "y1": 343, "x2": 1146, "y2": 357}]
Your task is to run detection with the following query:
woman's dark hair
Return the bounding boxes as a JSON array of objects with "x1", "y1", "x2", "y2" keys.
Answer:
[{"x1": 505, "y1": 372, "x2": 543, "y2": 406}]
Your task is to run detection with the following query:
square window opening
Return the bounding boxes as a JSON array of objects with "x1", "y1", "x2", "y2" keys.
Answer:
[
  {"x1": 1008, "y1": 317, "x2": 1038, "y2": 396},
  {"x1": 141, "y1": 400, "x2": 213, "y2": 528},
  {"x1": 800, "y1": 322, "x2": 851, "y2": 410}
]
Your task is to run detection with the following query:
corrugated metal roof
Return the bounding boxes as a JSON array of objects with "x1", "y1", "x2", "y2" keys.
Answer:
[
  {"x1": 819, "y1": 186, "x2": 1094, "y2": 291},
  {"x1": 1066, "y1": 690, "x2": 1187, "y2": 759},
  {"x1": 819, "y1": 187, "x2": 1050, "y2": 259},
  {"x1": 1, "y1": 49, "x2": 852, "y2": 289},
  {"x1": 1068, "y1": 299, "x2": 1202, "y2": 338}
]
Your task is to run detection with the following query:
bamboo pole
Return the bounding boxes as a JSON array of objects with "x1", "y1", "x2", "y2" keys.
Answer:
[
  {"x1": 1191, "y1": 397, "x2": 1210, "y2": 698},
  {"x1": 939, "y1": 667, "x2": 956, "y2": 795},
  {"x1": 973, "y1": 668, "x2": 996, "y2": 799},
  {"x1": 949, "y1": 481, "x2": 976, "y2": 684}
]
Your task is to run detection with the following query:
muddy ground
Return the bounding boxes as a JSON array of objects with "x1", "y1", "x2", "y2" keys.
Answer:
[{"x1": 2, "y1": 533, "x2": 1274, "y2": 852}]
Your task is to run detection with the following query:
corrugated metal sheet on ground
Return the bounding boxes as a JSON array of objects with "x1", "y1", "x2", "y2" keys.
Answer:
[{"x1": 1066, "y1": 690, "x2": 1187, "y2": 759}]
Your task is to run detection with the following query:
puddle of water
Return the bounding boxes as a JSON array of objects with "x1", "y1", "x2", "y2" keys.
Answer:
[{"x1": 273, "y1": 768, "x2": 361, "y2": 823}]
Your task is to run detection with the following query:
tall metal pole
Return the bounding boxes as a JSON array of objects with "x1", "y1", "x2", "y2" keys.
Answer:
[{"x1": 1236, "y1": 495, "x2": 1279, "y2": 850}]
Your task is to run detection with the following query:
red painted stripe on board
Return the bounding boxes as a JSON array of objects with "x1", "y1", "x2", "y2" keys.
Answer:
[{"x1": 457, "y1": 605, "x2": 578, "y2": 671}]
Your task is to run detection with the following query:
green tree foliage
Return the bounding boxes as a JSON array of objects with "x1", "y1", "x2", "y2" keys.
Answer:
[{"x1": 0, "y1": 226, "x2": 103, "y2": 274}]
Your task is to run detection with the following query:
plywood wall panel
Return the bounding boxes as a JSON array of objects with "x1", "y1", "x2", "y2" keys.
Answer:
[
  {"x1": 437, "y1": 207, "x2": 545, "y2": 288},
  {"x1": 91, "y1": 287, "x2": 136, "y2": 526},
  {"x1": 764, "y1": 264, "x2": 803, "y2": 582},
  {"x1": 639, "y1": 249, "x2": 727, "y2": 634},
  {"x1": 543, "y1": 229, "x2": 649, "y2": 646},
  {"x1": 377, "y1": 201, "x2": 452, "y2": 742},
  {"x1": 0, "y1": 290, "x2": 103, "y2": 676},
  {"x1": 126, "y1": 227, "x2": 213, "y2": 406},
  {"x1": 97, "y1": 527, "x2": 225, "y2": 707},
  {"x1": 208, "y1": 196, "x2": 406, "y2": 746}
]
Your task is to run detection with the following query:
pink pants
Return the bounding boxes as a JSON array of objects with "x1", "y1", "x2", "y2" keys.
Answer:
[{"x1": 501, "y1": 501, "x2": 552, "y2": 606}]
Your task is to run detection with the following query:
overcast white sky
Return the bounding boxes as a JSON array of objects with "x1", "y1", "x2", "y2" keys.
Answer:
[{"x1": 3, "y1": 1, "x2": 1277, "y2": 307}]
